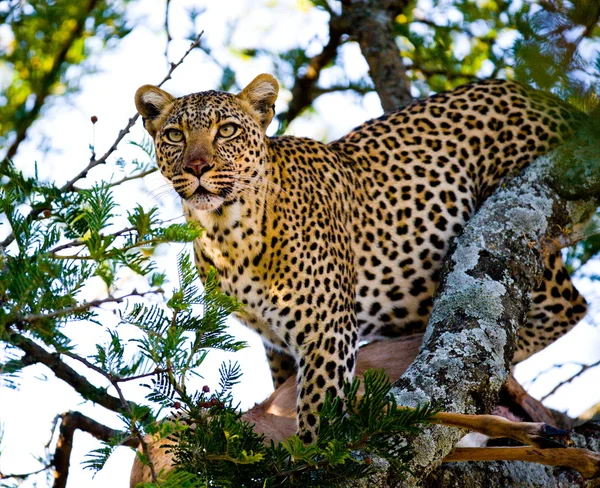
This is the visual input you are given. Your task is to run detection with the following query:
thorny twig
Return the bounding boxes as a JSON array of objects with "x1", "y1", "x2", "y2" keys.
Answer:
[{"x1": 61, "y1": 32, "x2": 204, "y2": 193}]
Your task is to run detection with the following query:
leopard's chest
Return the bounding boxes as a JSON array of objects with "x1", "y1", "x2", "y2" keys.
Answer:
[{"x1": 191, "y1": 224, "x2": 290, "y2": 350}]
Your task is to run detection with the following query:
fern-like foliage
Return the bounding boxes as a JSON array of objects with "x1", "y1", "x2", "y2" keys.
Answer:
[
  {"x1": 135, "y1": 369, "x2": 436, "y2": 488},
  {"x1": 0, "y1": 156, "x2": 249, "y2": 485}
]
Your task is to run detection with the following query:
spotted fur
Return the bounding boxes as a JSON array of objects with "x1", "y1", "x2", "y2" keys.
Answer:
[{"x1": 135, "y1": 75, "x2": 587, "y2": 443}]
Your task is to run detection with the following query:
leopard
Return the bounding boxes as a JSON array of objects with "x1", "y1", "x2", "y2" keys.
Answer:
[{"x1": 135, "y1": 74, "x2": 587, "y2": 443}]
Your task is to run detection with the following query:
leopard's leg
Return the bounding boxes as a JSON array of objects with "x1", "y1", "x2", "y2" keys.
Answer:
[
  {"x1": 265, "y1": 347, "x2": 296, "y2": 388},
  {"x1": 514, "y1": 251, "x2": 587, "y2": 363},
  {"x1": 294, "y1": 313, "x2": 359, "y2": 444}
]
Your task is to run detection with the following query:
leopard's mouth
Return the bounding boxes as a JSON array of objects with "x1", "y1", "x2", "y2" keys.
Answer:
[
  {"x1": 192, "y1": 184, "x2": 233, "y2": 199},
  {"x1": 193, "y1": 185, "x2": 213, "y2": 197},
  {"x1": 183, "y1": 181, "x2": 235, "y2": 212}
]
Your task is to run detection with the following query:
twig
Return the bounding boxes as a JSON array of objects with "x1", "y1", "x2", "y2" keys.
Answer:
[
  {"x1": 106, "y1": 167, "x2": 158, "y2": 189},
  {"x1": 541, "y1": 358, "x2": 600, "y2": 401},
  {"x1": 6, "y1": 289, "x2": 163, "y2": 327},
  {"x1": 524, "y1": 358, "x2": 598, "y2": 390},
  {"x1": 48, "y1": 214, "x2": 182, "y2": 254},
  {"x1": 0, "y1": 465, "x2": 52, "y2": 481},
  {"x1": 48, "y1": 225, "x2": 138, "y2": 253},
  {"x1": 61, "y1": 350, "x2": 116, "y2": 378},
  {"x1": 155, "y1": 31, "x2": 204, "y2": 89},
  {"x1": 312, "y1": 83, "x2": 374, "y2": 97},
  {"x1": 49, "y1": 236, "x2": 164, "y2": 260},
  {"x1": 115, "y1": 368, "x2": 171, "y2": 383},
  {"x1": 164, "y1": 0, "x2": 172, "y2": 64}
]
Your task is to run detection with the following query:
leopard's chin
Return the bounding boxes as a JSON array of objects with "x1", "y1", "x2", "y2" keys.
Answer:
[{"x1": 186, "y1": 189, "x2": 224, "y2": 212}]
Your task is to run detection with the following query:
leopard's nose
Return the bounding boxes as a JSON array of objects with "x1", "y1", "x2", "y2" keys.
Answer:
[{"x1": 185, "y1": 159, "x2": 211, "y2": 177}]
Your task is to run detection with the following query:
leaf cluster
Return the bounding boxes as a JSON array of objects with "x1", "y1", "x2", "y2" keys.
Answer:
[
  {"x1": 77, "y1": 252, "x2": 246, "y2": 475},
  {"x1": 134, "y1": 369, "x2": 436, "y2": 488},
  {"x1": 0, "y1": 161, "x2": 202, "y2": 346}
]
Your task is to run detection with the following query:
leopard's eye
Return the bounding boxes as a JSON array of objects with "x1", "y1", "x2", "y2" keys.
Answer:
[
  {"x1": 218, "y1": 123, "x2": 238, "y2": 138},
  {"x1": 165, "y1": 128, "x2": 184, "y2": 143}
]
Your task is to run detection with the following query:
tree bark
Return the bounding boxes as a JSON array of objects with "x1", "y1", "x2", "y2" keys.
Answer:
[
  {"x1": 344, "y1": 130, "x2": 600, "y2": 486},
  {"x1": 342, "y1": 0, "x2": 413, "y2": 109}
]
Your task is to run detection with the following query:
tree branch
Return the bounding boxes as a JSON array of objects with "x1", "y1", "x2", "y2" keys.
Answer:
[
  {"x1": 53, "y1": 411, "x2": 138, "y2": 488},
  {"x1": 425, "y1": 422, "x2": 600, "y2": 487},
  {"x1": 279, "y1": 0, "x2": 414, "y2": 130},
  {"x1": 385, "y1": 130, "x2": 600, "y2": 485},
  {"x1": 10, "y1": 334, "x2": 158, "y2": 483},
  {"x1": 580, "y1": 403, "x2": 600, "y2": 422},
  {"x1": 341, "y1": 0, "x2": 413, "y2": 110},
  {"x1": 7, "y1": 289, "x2": 162, "y2": 327},
  {"x1": 8, "y1": 333, "x2": 138, "y2": 413},
  {"x1": 278, "y1": 15, "x2": 346, "y2": 130}
]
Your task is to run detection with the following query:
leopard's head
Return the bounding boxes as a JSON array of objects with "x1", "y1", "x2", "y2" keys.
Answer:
[{"x1": 135, "y1": 74, "x2": 278, "y2": 212}]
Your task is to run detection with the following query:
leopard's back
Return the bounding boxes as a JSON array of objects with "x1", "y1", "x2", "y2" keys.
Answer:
[{"x1": 323, "y1": 79, "x2": 585, "y2": 348}]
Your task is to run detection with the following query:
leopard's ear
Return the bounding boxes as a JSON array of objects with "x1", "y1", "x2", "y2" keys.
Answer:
[
  {"x1": 134, "y1": 85, "x2": 175, "y2": 137},
  {"x1": 237, "y1": 74, "x2": 279, "y2": 130}
]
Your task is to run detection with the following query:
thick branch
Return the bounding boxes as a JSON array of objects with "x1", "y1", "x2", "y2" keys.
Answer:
[
  {"x1": 425, "y1": 422, "x2": 600, "y2": 487},
  {"x1": 581, "y1": 403, "x2": 600, "y2": 422},
  {"x1": 342, "y1": 0, "x2": 413, "y2": 109},
  {"x1": 53, "y1": 411, "x2": 137, "y2": 488},
  {"x1": 386, "y1": 134, "x2": 600, "y2": 485},
  {"x1": 443, "y1": 446, "x2": 600, "y2": 479},
  {"x1": 280, "y1": 0, "x2": 413, "y2": 129}
]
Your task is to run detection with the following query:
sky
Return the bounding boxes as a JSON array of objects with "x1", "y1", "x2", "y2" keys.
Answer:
[{"x1": 1, "y1": 1, "x2": 600, "y2": 487}]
